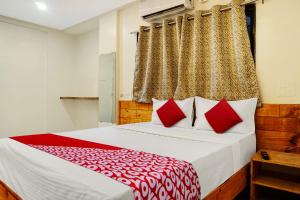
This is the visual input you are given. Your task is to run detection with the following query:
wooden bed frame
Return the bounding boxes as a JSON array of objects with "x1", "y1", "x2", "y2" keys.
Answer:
[
  {"x1": 0, "y1": 180, "x2": 21, "y2": 200},
  {"x1": 118, "y1": 101, "x2": 300, "y2": 199},
  {"x1": 1, "y1": 102, "x2": 299, "y2": 200}
]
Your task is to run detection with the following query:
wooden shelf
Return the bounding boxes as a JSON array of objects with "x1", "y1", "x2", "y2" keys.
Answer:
[
  {"x1": 251, "y1": 150, "x2": 300, "y2": 199},
  {"x1": 60, "y1": 97, "x2": 99, "y2": 100},
  {"x1": 253, "y1": 171, "x2": 300, "y2": 194},
  {"x1": 252, "y1": 150, "x2": 300, "y2": 168}
]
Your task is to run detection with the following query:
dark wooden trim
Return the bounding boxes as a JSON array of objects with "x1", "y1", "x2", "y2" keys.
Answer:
[{"x1": 60, "y1": 97, "x2": 99, "y2": 100}]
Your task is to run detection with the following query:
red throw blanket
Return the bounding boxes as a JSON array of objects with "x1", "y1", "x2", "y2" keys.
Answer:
[{"x1": 11, "y1": 134, "x2": 201, "y2": 200}]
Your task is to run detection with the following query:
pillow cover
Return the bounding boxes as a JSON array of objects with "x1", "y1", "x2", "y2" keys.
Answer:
[
  {"x1": 194, "y1": 97, "x2": 257, "y2": 134},
  {"x1": 157, "y1": 99, "x2": 186, "y2": 127},
  {"x1": 152, "y1": 97, "x2": 194, "y2": 128},
  {"x1": 205, "y1": 99, "x2": 242, "y2": 133}
]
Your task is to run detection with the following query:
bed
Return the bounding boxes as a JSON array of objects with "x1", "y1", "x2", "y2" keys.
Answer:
[{"x1": 0, "y1": 122, "x2": 256, "y2": 200}]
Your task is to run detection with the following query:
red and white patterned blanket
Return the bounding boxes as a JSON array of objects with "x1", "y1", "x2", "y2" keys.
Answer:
[{"x1": 11, "y1": 134, "x2": 200, "y2": 200}]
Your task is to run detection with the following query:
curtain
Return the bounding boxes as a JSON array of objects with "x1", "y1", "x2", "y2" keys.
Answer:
[
  {"x1": 133, "y1": 0, "x2": 260, "y2": 104},
  {"x1": 133, "y1": 18, "x2": 182, "y2": 101}
]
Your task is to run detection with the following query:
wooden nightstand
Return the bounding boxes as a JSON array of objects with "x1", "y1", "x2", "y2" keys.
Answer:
[{"x1": 250, "y1": 150, "x2": 300, "y2": 200}]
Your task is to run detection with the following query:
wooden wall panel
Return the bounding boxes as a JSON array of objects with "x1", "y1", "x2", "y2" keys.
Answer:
[
  {"x1": 279, "y1": 104, "x2": 300, "y2": 117},
  {"x1": 119, "y1": 101, "x2": 300, "y2": 153},
  {"x1": 119, "y1": 101, "x2": 152, "y2": 125},
  {"x1": 255, "y1": 117, "x2": 298, "y2": 132},
  {"x1": 255, "y1": 104, "x2": 280, "y2": 117},
  {"x1": 255, "y1": 104, "x2": 300, "y2": 153},
  {"x1": 256, "y1": 131, "x2": 300, "y2": 152}
]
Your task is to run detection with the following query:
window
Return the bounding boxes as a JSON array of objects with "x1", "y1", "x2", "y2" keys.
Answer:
[{"x1": 245, "y1": 4, "x2": 256, "y2": 60}]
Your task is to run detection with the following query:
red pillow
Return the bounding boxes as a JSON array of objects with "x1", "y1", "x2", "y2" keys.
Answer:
[
  {"x1": 157, "y1": 99, "x2": 186, "y2": 127},
  {"x1": 205, "y1": 99, "x2": 242, "y2": 133}
]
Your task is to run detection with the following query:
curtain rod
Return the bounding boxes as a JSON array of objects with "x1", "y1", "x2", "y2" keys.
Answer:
[{"x1": 143, "y1": 0, "x2": 261, "y2": 31}]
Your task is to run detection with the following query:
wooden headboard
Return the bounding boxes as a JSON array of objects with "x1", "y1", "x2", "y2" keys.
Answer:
[{"x1": 119, "y1": 101, "x2": 300, "y2": 153}]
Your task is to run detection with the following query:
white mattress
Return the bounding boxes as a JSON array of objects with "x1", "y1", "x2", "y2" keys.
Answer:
[{"x1": 0, "y1": 122, "x2": 256, "y2": 200}]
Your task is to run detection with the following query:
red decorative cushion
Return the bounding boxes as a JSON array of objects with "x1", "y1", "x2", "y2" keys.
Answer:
[
  {"x1": 157, "y1": 99, "x2": 186, "y2": 127},
  {"x1": 205, "y1": 99, "x2": 242, "y2": 133}
]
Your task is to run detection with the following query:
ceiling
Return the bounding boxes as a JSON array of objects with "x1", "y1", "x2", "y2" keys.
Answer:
[{"x1": 0, "y1": 0, "x2": 136, "y2": 30}]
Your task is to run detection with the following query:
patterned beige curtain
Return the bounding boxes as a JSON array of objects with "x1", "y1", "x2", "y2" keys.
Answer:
[
  {"x1": 133, "y1": 0, "x2": 260, "y2": 103},
  {"x1": 133, "y1": 18, "x2": 182, "y2": 102}
]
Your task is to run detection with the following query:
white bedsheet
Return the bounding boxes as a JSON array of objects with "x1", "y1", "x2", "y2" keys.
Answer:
[{"x1": 0, "y1": 123, "x2": 256, "y2": 200}]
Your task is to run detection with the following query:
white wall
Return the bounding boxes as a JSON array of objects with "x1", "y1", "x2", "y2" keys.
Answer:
[
  {"x1": 0, "y1": 21, "x2": 47, "y2": 137},
  {"x1": 99, "y1": 11, "x2": 118, "y2": 55},
  {"x1": 255, "y1": 0, "x2": 300, "y2": 103},
  {"x1": 0, "y1": 17, "x2": 99, "y2": 137},
  {"x1": 116, "y1": 0, "x2": 300, "y2": 104},
  {"x1": 46, "y1": 31, "x2": 77, "y2": 133},
  {"x1": 0, "y1": 18, "x2": 77, "y2": 137},
  {"x1": 118, "y1": 3, "x2": 148, "y2": 100},
  {"x1": 71, "y1": 29, "x2": 99, "y2": 129}
]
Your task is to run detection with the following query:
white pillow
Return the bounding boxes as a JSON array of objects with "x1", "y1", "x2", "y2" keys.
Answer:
[
  {"x1": 194, "y1": 97, "x2": 257, "y2": 134},
  {"x1": 152, "y1": 97, "x2": 194, "y2": 128}
]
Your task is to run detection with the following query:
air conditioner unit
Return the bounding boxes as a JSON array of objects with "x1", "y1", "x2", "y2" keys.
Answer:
[{"x1": 140, "y1": 0, "x2": 194, "y2": 22}]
